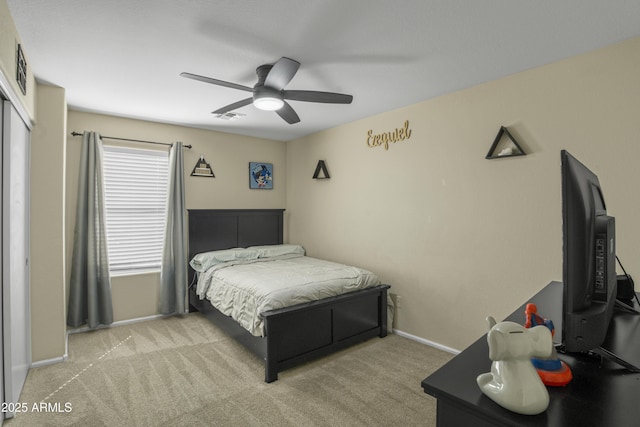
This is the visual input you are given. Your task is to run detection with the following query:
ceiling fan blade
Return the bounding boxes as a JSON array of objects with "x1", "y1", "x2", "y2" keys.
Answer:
[
  {"x1": 276, "y1": 102, "x2": 300, "y2": 124},
  {"x1": 212, "y1": 97, "x2": 253, "y2": 115},
  {"x1": 264, "y1": 57, "x2": 300, "y2": 90},
  {"x1": 284, "y1": 90, "x2": 353, "y2": 104},
  {"x1": 181, "y1": 72, "x2": 253, "y2": 92}
]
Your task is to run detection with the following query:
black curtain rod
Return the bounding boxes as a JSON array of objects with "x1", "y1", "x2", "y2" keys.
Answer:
[{"x1": 70, "y1": 131, "x2": 192, "y2": 149}]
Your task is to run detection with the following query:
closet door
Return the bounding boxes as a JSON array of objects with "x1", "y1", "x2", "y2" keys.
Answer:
[
  {"x1": 2, "y1": 100, "x2": 31, "y2": 418},
  {"x1": 0, "y1": 97, "x2": 4, "y2": 422}
]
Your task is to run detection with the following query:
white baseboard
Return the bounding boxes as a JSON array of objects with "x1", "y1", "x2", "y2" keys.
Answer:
[
  {"x1": 67, "y1": 313, "x2": 171, "y2": 335},
  {"x1": 31, "y1": 354, "x2": 68, "y2": 369},
  {"x1": 32, "y1": 321, "x2": 457, "y2": 369},
  {"x1": 393, "y1": 329, "x2": 461, "y2": 355},
  {"x1": 31, "y1": 314, "x2": 172, "y2": 368}
]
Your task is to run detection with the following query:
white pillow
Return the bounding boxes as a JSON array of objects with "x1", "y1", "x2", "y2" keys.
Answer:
[
  {"x1": 189, "y1": 247, "x2": 259, "y2": 272},
  {"x1": 248, "y1": 244, "x2": 305, "y2": 259}
]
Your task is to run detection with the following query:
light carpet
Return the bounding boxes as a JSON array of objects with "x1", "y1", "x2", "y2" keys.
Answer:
[{"x1": 6, "y1": 313, "x2": 452, "y2": 426}]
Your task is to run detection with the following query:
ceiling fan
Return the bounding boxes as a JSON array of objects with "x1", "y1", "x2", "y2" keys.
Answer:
[{"x1": 180, "y1": 57, "x2": 353, "y2": 124}]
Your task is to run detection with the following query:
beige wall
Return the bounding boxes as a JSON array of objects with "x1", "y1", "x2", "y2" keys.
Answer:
[
  {"x1": 30, "y1": 83, "x2": 67, "y2": 362},
  {"x1": 27, "y1": 32, "x2": 640, "y2": 360},
  {"x1": 286, "y1": 36, "x2": 640, "y2": 351},
  {"x1": 64, "y1": 111, "x2": 287, "y2": 327},
  {"x1": 0, "y1": 0, "x2": 35, "y2": 120}
]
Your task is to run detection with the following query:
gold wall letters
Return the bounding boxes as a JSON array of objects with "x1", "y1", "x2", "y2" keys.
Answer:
[{"x1": 366, "y1": 120, "x2": 412, "y2": 150}]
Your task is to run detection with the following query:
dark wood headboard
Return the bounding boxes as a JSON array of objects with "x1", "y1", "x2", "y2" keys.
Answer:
[{"x1": 187, "y1": 209, "x2": 285, "y2": 282}]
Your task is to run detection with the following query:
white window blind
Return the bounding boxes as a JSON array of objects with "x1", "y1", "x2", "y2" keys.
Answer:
[{"x1": 102, "y1": 145, "x2": 169, "y2": 275}]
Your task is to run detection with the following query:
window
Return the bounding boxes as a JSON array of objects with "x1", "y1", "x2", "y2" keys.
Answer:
[{"x1": 102, "y1": 145, "x2": 169, "y2": 275}]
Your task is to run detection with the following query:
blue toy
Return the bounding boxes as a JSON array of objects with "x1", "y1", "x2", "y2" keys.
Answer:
[{"x1": 524, "y1": 303, "x2": 572, "y2": 386}]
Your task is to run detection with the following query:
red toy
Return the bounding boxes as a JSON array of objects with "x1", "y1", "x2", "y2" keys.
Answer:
[{"x1": 524, "y1": 303, "x2": 573, "y2": 386}]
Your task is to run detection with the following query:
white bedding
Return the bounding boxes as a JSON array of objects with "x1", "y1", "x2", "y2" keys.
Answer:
[{"x1": 195, "y1": 254, "x2": 383, "y2": 336}]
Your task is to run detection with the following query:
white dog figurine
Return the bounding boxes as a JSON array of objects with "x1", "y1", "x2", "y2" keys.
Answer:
[{"x1": 477, "y1": 316, "x2": 552, "y2": 415}]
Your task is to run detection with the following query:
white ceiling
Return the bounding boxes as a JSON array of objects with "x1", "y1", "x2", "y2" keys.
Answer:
[{"x1": 7, "y1": 1, "x2": 640, "y2": 141}]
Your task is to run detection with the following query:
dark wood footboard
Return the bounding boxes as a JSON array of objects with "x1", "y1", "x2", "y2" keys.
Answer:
[
  {"x1": 261, "y1": 284, "x2": 390, "y2": 382},
  {"x1": 190, "y1": 284, "x2": 390, "y2": 382}
]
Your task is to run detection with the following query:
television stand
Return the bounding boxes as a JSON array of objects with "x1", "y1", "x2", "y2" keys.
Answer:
[
  {"x1": 615, "y1": 298, "x2": 640, "y2": 314},
  {"x1": 590, "y1": 346, "x2": 640, "y2": 372},
  {"x1": 584, "y1": 301, "x2": 640, "y2": 372}
]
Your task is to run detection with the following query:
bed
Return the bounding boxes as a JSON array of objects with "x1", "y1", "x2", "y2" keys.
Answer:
[{"x1": 187, "y1": 209, "x2": 391, "y2": 382}]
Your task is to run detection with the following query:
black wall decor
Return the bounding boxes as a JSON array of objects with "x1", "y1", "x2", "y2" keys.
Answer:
[
  {"x1": 16, "y1": 44, "x2": 27, "y2": 95},
  {"x1": 486, "y1": 126, "x2": 526, "y2": 159},
  {"x1": 313, "y1": 160, "x2": 330, "y2": 179},
  {"x1": 190, "y1": 156, "x2": 215, "y2": 177}
]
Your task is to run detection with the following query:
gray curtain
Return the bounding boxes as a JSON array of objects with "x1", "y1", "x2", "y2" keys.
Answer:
[
  {"x1": 160, "y1": 142, "x2": 188, "y2": 314},
  {"x1": 67, "y1": 131, "x2": 114, "y2": 328}
]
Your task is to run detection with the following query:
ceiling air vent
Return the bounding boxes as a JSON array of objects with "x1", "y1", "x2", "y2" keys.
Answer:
[{"x1": 213, "y1": 112, "x2": 245, "y2": 121}]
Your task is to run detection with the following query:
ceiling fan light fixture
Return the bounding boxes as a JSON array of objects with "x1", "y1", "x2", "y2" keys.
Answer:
[
  {"x1": 253, "y1": 86, "x2": 284, "y2": 111},
  {"x1": 254, "y1": 96, "x2": 284, "y2": 111}
]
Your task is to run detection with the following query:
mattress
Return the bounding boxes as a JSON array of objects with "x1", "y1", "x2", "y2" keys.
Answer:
[{"x1": 194, "y1": 253, "x2": 382, "y2": 337}]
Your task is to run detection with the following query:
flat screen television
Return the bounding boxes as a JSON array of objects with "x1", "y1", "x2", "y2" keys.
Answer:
[
  {"x1": 561, "y1": 150, "x2": 640, "y2": 371},
  {"x1": 561, "y1": 149, "x2": 617, "y2": 353}
]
